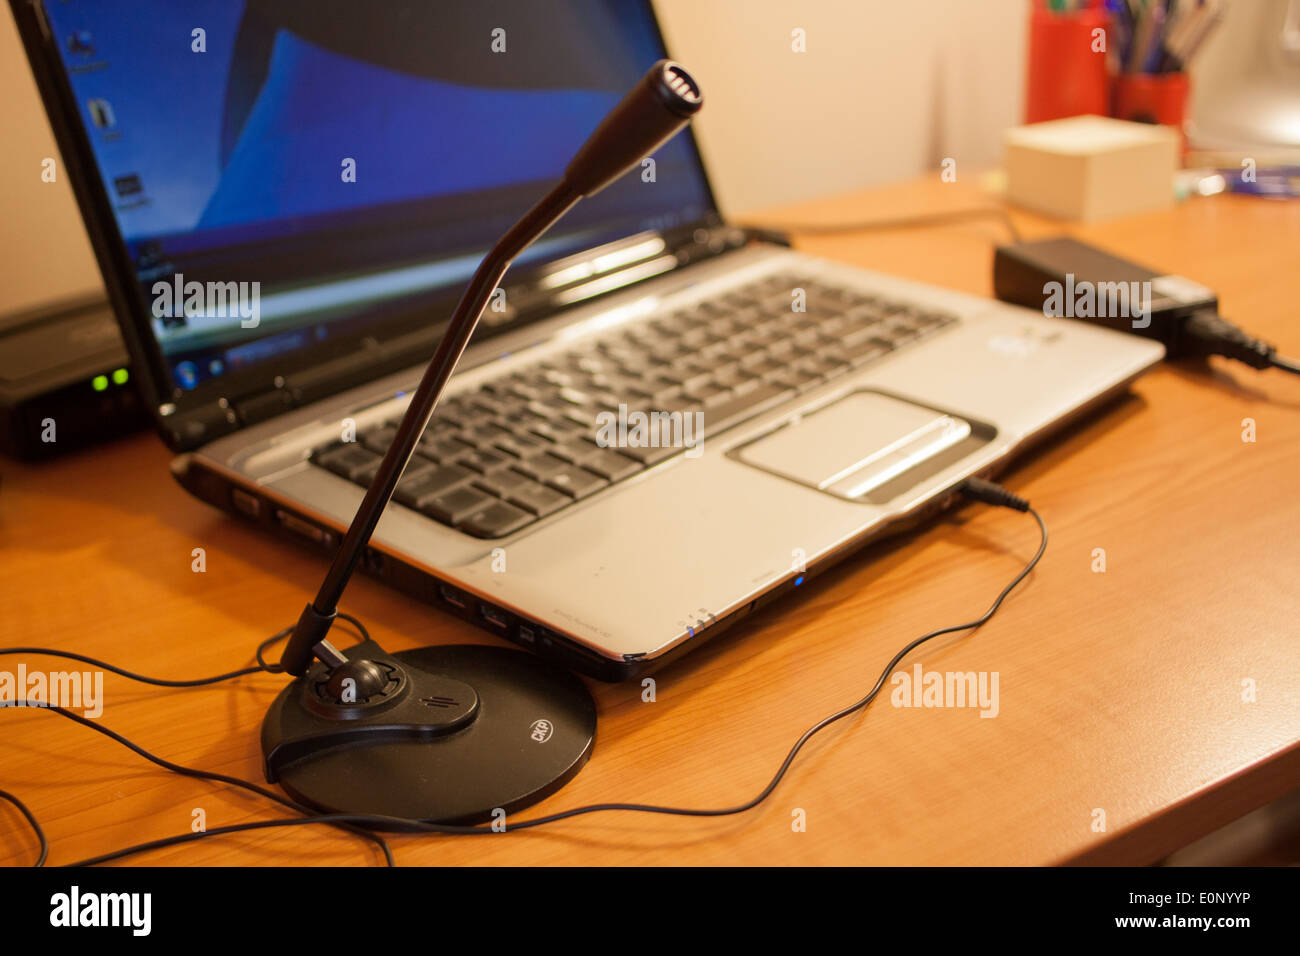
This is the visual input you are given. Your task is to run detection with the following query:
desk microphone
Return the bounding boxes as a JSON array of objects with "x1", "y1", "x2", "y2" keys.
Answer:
[{"x1": 261, "y1": 61, "x2": 703, "y2": 824}]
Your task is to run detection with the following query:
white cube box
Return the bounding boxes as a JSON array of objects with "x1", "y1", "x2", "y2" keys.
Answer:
[{"x1": 1005, "y1": 115, "x2": 1179, "y2": 222}]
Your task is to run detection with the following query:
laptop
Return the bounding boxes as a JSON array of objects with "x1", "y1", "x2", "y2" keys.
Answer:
[{"x1": 14, "y1": 0, "x2": 1164, "y2": 680}]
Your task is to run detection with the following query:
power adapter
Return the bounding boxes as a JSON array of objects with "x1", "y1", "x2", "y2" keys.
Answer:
[{"x1": 993, "y1": 237, "x2": 1299, "y2": 375}]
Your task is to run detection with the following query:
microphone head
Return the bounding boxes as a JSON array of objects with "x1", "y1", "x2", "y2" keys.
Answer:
[
  {"x1": 564, "y1": 59, "x2": 703, "y2": 198},
  {"x1": 652, "y1": 60, "x2": 704, "y2": 118}
]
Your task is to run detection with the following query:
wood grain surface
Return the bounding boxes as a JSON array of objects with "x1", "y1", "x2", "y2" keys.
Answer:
[{"x1": 2, "y1": 175, "x2": 1297, "y2": 866}]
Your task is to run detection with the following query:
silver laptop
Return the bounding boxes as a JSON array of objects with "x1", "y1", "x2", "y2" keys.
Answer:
[{"x1": 17, "y1": 0, "x2": 1163, "y2": 680}]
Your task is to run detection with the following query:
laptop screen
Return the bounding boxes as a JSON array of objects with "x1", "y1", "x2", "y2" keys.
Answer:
[{"x1": 41, "y1": 0, "x2": 715, "y2": 397}]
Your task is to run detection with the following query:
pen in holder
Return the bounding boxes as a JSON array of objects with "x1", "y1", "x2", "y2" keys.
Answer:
[{"x1": 1024, "y1": 4, "x2": 1110, "y2": 123}]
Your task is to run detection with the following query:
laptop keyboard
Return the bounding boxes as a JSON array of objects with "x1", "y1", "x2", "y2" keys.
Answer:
[{"x1": 311, "y1": 272, "x2": 957, "y2": 538}]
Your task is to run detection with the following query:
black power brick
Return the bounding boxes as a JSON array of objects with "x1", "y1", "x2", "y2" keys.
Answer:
[{"x1": 993, "y1": 236, "x2": 1298, "y2": 375}]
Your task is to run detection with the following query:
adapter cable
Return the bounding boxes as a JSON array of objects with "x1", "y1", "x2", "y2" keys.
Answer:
[
  {"x1": 1, "y1": 480, "x2": 1044, "y2": 867},
  {"x1": 1181, "y1": 308, "x2": 1300, "y2": 376}
]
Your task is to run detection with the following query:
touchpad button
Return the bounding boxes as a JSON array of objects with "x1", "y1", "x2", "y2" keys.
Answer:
[{"x1": 733, "y1": 392, "x2": 980, "y2": 501}]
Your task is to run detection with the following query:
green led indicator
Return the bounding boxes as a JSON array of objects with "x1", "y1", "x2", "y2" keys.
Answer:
[
  {"x1": 112, "y1": 367, "x2": 129, "y2": 385},
  {"x1": 92, "y1": 374, "x2": 109, "y2": 392}
]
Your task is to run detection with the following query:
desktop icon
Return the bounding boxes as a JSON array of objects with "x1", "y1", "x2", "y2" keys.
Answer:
[
  {"x1": 66, "y1": 30, "x2": 94, "y2": 56},
  {"x1": 174, "y1": 361, "x2": 198, "y2": 389},
  {"x1": 87, "y1": 98, "x2": 115, "y2": 129}
]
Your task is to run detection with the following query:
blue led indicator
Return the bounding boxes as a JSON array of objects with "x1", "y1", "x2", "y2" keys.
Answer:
[{"x1": 794, "y1": 576, "x2": 805, "y2": 586}]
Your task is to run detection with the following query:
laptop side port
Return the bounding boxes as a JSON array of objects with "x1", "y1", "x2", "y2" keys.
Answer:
[
  {"x1": 479, "y1": 604, "x2": 509, "y2": 630},
  {"x1": 438, "y1": 582, "x2": 468, "y2": 609}
]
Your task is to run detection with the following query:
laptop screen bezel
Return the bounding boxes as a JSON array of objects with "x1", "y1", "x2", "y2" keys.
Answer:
[{"x1": 17, "y1": 0, "x2": 724, "y2": 445}]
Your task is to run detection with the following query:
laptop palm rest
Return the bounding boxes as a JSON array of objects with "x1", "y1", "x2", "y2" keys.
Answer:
[{"x1": 732, "y1": 391, "x2": 989, "y2": 503}]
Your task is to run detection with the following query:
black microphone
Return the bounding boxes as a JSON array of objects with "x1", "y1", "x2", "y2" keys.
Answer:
[
  {"x1": 279, "y1": 59, "x2": 703, "y2": 679},
  {"x1": 564, "y1": 60, "x2": 703, "y2": 197},
  {"x1": 261, "y1": 61, "x2": 703, "y2": 824}
]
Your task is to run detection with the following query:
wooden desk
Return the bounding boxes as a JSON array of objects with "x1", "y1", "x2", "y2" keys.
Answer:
[{"x1": 2, "y1": 176, "x2": 1297, "y2": 866}]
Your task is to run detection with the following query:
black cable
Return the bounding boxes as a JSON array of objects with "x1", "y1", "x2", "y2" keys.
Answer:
[
  {"x1": 0, "y1": 790, "x2": 47, "y2": 868},
  {"x1": 1270, "y1": 354, "x2": 1300, "y2": 377},
  {"x1": 755, "y1": 206, "x2": 1024, "y2": 244},
  {"x1": 1, "y1": 702, "x2": 396, "y2": 867},
  {"x1": 0, "y1": 613, "x2": 371, "y2": 683},
  {"x1": 1181, "y1": 308, "x2": 1300, "y2": 375},
  {"x1": 255, "y1": 627, "x2": 292, "y2": 672},
  {"x1": 0, "y1": 649, "x2": 272, "y2": 686},
  {"x1": 4, "y1": 484, "x2": 1044, "y2": 865},
  {"x1": 0, "y1": 615, "x2": 393, "y2": 866}
]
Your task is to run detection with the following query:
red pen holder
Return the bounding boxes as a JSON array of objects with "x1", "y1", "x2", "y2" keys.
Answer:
[
  {"x1": 1112, "y1": 71, "x2": 1191, "y2": 148},
  {"x1": 1024, "y1": 6, "x2": 1110, "y2": 123}
]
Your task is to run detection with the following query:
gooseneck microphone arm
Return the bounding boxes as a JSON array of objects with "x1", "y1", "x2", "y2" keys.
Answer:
[
  {"x1": 279, "y1": 186, "x2": 580, "y2": 676},
  {"x1": 279, "y1": 60, "x2": 704, "y2": 677}
]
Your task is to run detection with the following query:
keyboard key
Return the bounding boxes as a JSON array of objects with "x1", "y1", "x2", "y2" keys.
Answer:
[
  {"x1": 525, "y1": 418, "x2": 584, "y2": 443},
  {"x1": 472, "y1": 467, "x2": 533, "y2": 498},
  {"x1": 766, "y1": 367, "x2": 823, "y2": 392},
  {"x1": 562, "y1": 406, "x2": 607, "y2": 430},
  {"x1": 545, "y1": 465, "x2": 608, "y2": 499},
  {"x1": 460, "y1": 423, "x2": 514, "y2": 449},
  {"x1": 742, "y1": 356, "x2": 787, "y2": 379},
  {"x1": 840, "y1": 323, "x2": 882, "y2": 347},
  {"x1": 457, "y1": 500, "x2": 534, "y2": 538},
  {"x1": 473, "y1": 395, "x2": 522, "y2": 416},
  {"x1": 581, "y1": 447, "x2": 646, "y2": 481},
  {"x1": 422, "y1": 484, "x2": 495, "y2": 524},
  {"x1": 507, "y1": 480, "x2": 569, "y2": 517},
  {"x1": 429, "y1": 404, "x2": 475, "y2": 429},
  {"x1": 795, "y1": 354, "x2": 849, "y2": 380},
  {"x1": 493, "y1": 432, "x2": 551, "y2": 459},
  {"x1": 458, "y1": 447, "x2": 512, "y2": 474},
  {"x1": 317, "y1": 443, "x2": 382, "y2": 482},
  {"x1": 682, "y1": 379, "x2": 727, "y2": 403},
  {"x1": 838, "y1": 339, "x2": 891, "y2": 367},
  {"x1": 699, "y1": 383, "x2": 793, "y2": 431},
  {"x1": 550, "y1": 437, "x2": 600, "y2": 465},
  {"x1": 617, "y1": 441, "x2": 679, "y2": 466},
  {"x1": 394, "y1": 463, "x2": 474, "y2": 509},
  {"x1": 360, "y1": 426, "x2": 397, "y2": 454},
  {"x1": 514, "y1": 453, "x2": 572, "y2": 483},
  {"x1": 417, "y1": 435, "x2": 475, "y2": 463}
]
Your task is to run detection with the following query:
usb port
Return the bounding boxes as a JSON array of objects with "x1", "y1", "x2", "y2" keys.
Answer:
[
  {"x1": 479, "y1": 604, "x2": 508, "y2": 630},
  {"x1": 275, "y1": 509, "x2": 332, "y2": 547},
  {"x1": 231, "y1": 488, "x2": 260, "y2": 518},
  {"x1": 517, "y1": 624, "x2": 536, "y2": 644},
  {"x1": 439, "y1": 583, "x2": 467, "y2": 609}
]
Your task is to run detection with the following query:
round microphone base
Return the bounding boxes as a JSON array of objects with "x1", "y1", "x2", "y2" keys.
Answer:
[{"x1": 262, "y1": 643, "x2": 596, "y2": 827}]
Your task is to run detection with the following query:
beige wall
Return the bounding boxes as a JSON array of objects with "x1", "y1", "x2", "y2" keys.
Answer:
[
  {"x1": 2, "y1": 6, "x2": 104, "y2": 315},
  {"x1": 655, "y1": 0, "x2": 1029, "y2": 215}
]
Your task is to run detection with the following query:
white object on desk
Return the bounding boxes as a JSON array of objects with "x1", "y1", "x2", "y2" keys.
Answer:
[{"x1": 1004, "y1": 115, "x2": 1179, "y2": 222}]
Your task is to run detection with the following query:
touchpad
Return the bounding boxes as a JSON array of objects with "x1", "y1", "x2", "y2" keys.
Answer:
[{"x1": 733, "y1": 391, "x2": 988, "y2": 502}]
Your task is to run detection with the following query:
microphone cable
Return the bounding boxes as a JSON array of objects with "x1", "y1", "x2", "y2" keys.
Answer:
[{"x1": 1, "y1": 480, "x2": 1044, "y2": 867}]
